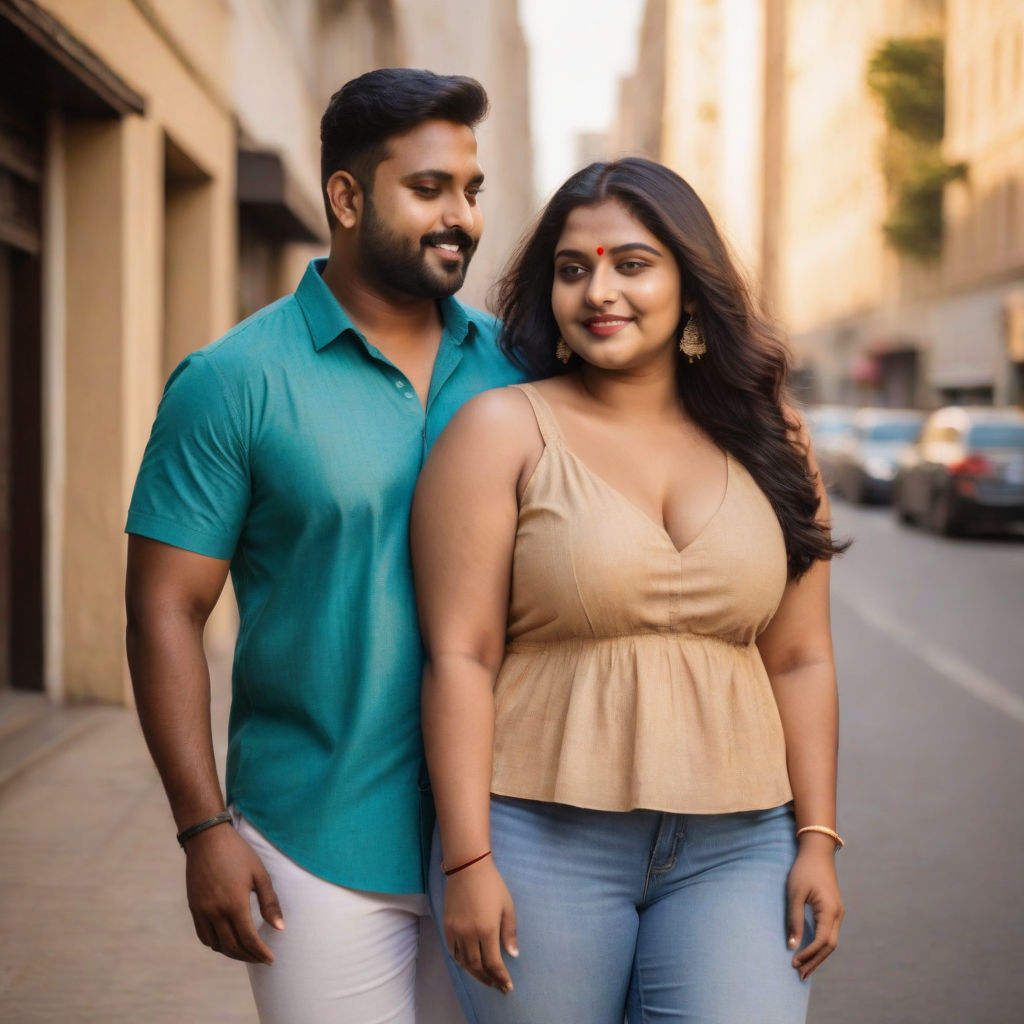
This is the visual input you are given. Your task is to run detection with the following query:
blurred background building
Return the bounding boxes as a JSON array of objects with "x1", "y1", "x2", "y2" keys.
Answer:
[
  {"x1": 0, "y1": 0, "x2": 532, "y2": 708},
  {"x1": 615, "y1": 0, "x2": 1024, "y2": 412}
]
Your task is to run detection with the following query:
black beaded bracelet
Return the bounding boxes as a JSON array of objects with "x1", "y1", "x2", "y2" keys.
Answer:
[{"x1": 176, "y1": 811, "x2": 233, "y2": 849}]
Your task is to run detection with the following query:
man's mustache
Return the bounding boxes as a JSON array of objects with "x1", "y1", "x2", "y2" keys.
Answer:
[{"x1": 422, "y1": 229, "x2": 476, "y2": 250}]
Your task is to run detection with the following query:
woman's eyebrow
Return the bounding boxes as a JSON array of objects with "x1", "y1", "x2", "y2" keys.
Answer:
[
  {"x1": 608, "y1": 242, "x2": 662, "y2": 256},
  {"x1": 554, "y1": 242, "x2": 662, "y2": 259}
]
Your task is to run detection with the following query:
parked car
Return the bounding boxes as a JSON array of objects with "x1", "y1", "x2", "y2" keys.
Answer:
[
  {"x1": 828, "y1": 408, "x2": 925, "y2": 504},
  {"x1": 892, "y1": 406, "x2": 1024, "y2": 535},
  {"x1": 805, "y1": 405, "x2": 856, "y2": 491}
]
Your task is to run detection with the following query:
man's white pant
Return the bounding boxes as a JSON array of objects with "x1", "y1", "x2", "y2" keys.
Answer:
[{"x1": 235, "y1": 812, "x2": 466, "y2": 1024}]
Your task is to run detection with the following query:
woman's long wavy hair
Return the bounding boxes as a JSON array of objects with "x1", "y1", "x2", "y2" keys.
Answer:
[{"x1": 493, "y1": 157, "x2": 846, "y2": 579}]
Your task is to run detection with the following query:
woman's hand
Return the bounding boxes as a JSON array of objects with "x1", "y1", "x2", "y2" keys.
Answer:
[
  {"x1": 786, "y1": 833, "x2": 844, "y2": 980},
  {"x1": 444, "y1": 859, "x2": 519, "y2": 993}
]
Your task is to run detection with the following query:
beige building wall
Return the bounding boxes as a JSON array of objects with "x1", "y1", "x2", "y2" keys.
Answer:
[
  {"x1": 779, "y1": 1, "x2": 892, "y2": 337},
  {"x1": 395, "y1": 0, "x2": 534, "y2": 309},
  {"x1": 773, "y1": 0, "x2": 946, "y2": 405},
  {"x1": 944, "y1": 0, "x2": 1024, "y2": 288},
  {"x1": 609, "y1": 0, "x2": 667, "y2": 163},
  {"x1": 662, "y1": 0, "x2": 766, "y2": 281},
  {"x1": 777, "y1": 0, "x2": 1024, "y2": 407},
  {"x1": 29, "y1": 0, "x2": 237, "y2": 704},
  {"x1": 937, "y1": 0, "x2": 1024, "y2": 403},
  {"x1": 229, "y1": 0, "x2": 321, "y2": 209},
  {"x1": 3, "y1": 0, "x2": 532, "y2": 708}
]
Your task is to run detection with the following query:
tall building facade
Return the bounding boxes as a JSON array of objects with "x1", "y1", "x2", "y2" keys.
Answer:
[
  {"x1": 774, "y1": 0, "x2": 945, "y2": 407},
  {"x1": 661, "y1": 0, "x2": 767, "y2": 280},
  {"x1": 609, "y1": 0, "x2": 667, "y2": 163},
  {"x1": 628, "y1": 0, "x2": 1023, "y2": 410},
  {"x1": 939, "y1": 0, "x2": 1024, "y2": 405},
  {"x1": 0, "y1": 0, "x2": 532, "y2": 707}
]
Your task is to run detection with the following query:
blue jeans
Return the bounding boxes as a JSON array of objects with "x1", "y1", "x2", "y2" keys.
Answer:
[{"x1": 429, "y1": 797, "x2": 811, "y2": 1023}]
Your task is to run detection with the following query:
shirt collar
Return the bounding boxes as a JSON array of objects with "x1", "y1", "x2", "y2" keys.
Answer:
[{"x1": 295, "y1": 257, "x2": 479, "y2": 352}]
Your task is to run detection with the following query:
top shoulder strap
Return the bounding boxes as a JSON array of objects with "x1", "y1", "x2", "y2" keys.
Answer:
[{"x1": 512, "y1": 383, "x2": 564, "y2": 447}]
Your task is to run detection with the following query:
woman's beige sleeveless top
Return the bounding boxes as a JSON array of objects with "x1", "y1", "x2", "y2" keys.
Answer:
[{"x1": 490, "y1": 383, "x2": 794, "y2": 813}]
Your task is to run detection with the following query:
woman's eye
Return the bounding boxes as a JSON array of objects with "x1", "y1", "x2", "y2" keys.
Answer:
[
  {"x1": 557, "y1": 265, "x2": 587, "y2": 280},
  {"x1": 619, "y1": 259, "x2": 648, "y2": 272}
]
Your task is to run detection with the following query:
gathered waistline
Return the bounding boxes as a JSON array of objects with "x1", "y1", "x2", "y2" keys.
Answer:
[{"x1": 505, "y1": 631, "x2": 755, "y2": 652}]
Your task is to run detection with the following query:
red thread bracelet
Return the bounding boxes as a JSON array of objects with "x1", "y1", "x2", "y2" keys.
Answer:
[{"x1": 443, "y1": 850, "x2": 492, "y2": 876}]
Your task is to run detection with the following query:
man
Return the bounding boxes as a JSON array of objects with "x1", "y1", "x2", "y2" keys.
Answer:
[{"x1": 125, "y1": 68, "x2": 522, "y2": 1023}]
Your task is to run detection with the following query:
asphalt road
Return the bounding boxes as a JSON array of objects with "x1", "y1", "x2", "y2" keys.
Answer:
[{"x1": 807, "y1": 500, "x2": 1024, "y2": 1024}]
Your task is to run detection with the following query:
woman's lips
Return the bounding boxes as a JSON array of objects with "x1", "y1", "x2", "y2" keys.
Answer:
[{"x1": 583, "y1": 316, "x2": 632, "y2": 337}]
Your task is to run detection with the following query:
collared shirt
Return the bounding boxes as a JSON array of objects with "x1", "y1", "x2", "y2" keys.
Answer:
[{"x1": 127, "y1": 258, "x2": 524, "y2": 892}]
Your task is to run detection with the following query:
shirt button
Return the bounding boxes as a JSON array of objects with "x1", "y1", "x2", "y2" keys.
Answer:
[{"x1": 404, "y1": 391, "x2": 415, "y2": 399}]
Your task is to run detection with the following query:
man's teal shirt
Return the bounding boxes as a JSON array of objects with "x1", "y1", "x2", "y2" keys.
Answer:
[{"x1": 127, "y1": 259, "x2": 524, "y2": 893}]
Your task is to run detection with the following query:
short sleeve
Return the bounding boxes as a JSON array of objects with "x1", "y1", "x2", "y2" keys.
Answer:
[{"x1": 126, "y1": 353, "x2": 250, "y2": 559}]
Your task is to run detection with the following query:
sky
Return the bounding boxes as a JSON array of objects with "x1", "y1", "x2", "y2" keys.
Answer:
[{"x1": 519, "y1": 0, "x2": 646, "y2": 201}]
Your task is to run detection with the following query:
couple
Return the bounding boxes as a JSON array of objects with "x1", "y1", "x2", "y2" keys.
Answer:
[{"x1": 126, "y1": 68, "x2": 844, "y2": 1024}]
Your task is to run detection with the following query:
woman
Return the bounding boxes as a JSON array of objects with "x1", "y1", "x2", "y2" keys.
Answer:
[{"x1": 411, "y1": 158, "x2": 845, "y2": 1023}]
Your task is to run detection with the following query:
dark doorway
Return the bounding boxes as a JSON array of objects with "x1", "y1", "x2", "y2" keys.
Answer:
[
  {"x1": 877, "y1": 349, "x2": 920, "y2": 408},
  {"x1": 0, "y1": 94, "x2": 44, "y2": 692}
]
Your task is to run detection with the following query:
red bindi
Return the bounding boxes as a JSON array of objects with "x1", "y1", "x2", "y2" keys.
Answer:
[{"x1": 596, "y1": 247, "x2": 605, "y2": 255}]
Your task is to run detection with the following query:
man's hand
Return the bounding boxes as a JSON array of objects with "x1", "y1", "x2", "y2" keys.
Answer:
[{"x1": 184, "y1": 823, "x2": 285, "y2": 964}]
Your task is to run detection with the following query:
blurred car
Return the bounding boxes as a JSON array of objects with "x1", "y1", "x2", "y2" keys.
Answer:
[
  {"x1": 828, "y1": 408, "x2": 925, "y2": 504},
  {"x1": 804, "y1": 405, "x2": 856, "y2": 490},
  {"x1": 892, "y1": 406, "x2": 1024, "y2": 535}
]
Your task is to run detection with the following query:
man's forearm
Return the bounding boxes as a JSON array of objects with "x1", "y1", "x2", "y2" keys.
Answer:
[{"x1": 127, "y1": 613, "x2": 225, "y2": 829}]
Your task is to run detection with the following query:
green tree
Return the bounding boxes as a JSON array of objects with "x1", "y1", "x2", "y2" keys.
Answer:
[{"x1": 867, "y1": 36, "x2": 965, "y2": 260}]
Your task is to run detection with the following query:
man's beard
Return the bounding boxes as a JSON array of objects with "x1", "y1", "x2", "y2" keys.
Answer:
[{"x1": 358, "y1": 194, "x2": 477, "y2": 300}]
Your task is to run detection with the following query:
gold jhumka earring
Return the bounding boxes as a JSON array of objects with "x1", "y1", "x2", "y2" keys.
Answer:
[
  {"x1": 555, "y1": 338, "x2": 572, "y2": 364},
  {"x1": 679, "y1": 316, "x2": 706, "y2": 363}
]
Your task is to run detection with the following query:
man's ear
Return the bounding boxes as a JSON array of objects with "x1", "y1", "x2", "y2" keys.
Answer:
[{"x1": 326, "y1": 170, "x2": 362, "y2": 229}]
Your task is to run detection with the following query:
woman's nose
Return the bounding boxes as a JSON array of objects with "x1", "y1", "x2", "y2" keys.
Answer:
[{"x1": 585, "y1": 265, "x2": 619, "y2": 306}]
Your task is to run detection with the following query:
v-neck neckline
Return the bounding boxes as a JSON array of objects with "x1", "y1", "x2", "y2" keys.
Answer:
[
  {"x1": 517, "y1": 382, "x2": 732, "y2": 556},
  {"x1": 556, "y1": 444, "x2": 731, "y2": 556}
]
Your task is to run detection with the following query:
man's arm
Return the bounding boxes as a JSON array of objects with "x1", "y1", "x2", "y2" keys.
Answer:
[{"x1": 125, "y1": 535, "x2": 283, "y2": 964}]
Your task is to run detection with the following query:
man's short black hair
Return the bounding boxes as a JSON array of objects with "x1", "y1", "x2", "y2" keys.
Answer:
[{"x1": 320, "y1": 67, "x2": 489, "y2": 224}]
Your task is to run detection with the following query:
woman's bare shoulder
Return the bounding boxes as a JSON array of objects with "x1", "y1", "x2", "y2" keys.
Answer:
[
  {"x1": 447, "y1": 383, "x2": 538, "y2": 436},
  {"x1": 430, "y1": 385, "x2": 543, "y2": 466}
]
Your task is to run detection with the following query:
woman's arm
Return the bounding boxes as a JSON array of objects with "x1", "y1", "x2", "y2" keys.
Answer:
[
  {"x1": 757, "y1": 429, "x2": 844, "y2": 981},
  {"x1": 411, "y1": 388, "x2": 538, "y2": 994}
]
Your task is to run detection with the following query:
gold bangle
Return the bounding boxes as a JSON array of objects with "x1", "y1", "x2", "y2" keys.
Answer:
[{"x1": 796, "y1": 825, "x2": 844, "y2": 850}]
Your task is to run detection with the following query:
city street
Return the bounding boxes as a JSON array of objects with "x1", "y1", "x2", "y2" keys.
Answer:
[
  {"x1": 2, "y1": 500, "x2": 1021, "y2": 1022},
  {"x1": 808, "y1": 500, "x2": 1024, "y2": 1024}
]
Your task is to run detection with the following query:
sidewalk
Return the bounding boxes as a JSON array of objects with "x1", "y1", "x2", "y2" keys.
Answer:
[{"x1": 0, "y1": 648, "x2": 255, "y2": 1024}]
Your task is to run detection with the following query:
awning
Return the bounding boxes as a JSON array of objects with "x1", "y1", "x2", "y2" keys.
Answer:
[
  {"x1": 237, "y1": 148, "x2": 328, "y2": 246},
  {"x1": 0, "y1": 0, "x2": 145, "y2": 118}
]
